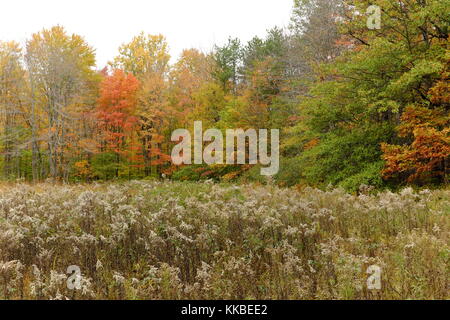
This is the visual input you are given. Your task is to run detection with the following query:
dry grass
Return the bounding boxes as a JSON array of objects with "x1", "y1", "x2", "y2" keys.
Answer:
[{"x1": 0, "y1": 181, "x2": 448, "y2": 300}]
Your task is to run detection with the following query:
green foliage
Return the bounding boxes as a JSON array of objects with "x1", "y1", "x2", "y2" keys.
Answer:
[
  {"x1": 278, "y1": 0, "x2": 450, "y2": 191},
  {"x1": 338, "y1": 162, "x2": 385, "y2": 192},
  {"x1": 213, "y1": 38, "x2": 242, "y2": 92},
  {"x1": 298, "y1": 124, "x2": 395, "y2": 190},
  {"x1": 91, "y1": 153, "x2": 121, "y2": 180},
  {"x1": 243, "y1": 27, "x2": 285, "y2": 70},
  {"x1": 273, "y1": 157, "x2": 304, "y2": 187}
]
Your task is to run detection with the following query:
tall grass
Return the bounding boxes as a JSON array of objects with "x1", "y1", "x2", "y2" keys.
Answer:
[{"x1": 0, "y1": 181, "x2": 448, "y2": 299}]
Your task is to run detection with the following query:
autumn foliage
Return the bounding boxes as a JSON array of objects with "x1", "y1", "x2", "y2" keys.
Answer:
[
  {"x1": 382, "y1": 55, "x2": 450, "y2": 185},
  {"x1": 0, "y1": 1, "x2": 448, "y2": 190},
  {"x1": 97, "y1": 70, "x2": 139, "y2": 154}
]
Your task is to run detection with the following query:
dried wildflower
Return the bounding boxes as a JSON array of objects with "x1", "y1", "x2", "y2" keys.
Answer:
[
  {"x1": 113, "y1": 272, "x2": 125, "y2": 285},
  {"x1": 0, "y1": 181, "x2": 446, "y2": 300}
]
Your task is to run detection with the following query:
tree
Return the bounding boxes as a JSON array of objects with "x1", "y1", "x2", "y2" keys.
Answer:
[
  {"x1": 25, "y1": 26, "x2": 97, "y2": 181},
  {"x1": 137, "y1": 71, "x2": 173, "y2": 177},
  {"x1": 169, "y1": 49, "x2": 214, "y2": 126},
  {"x1": 0, "y1": 41, "x2": 26, "y2": 179},
  {"x1": 190, "y1": 82, "x2": 226, "y2": 128},
  {"x1": 112, "y1": 33, "x2": 172, "y2": 177},
  {"x1": 284, "y1": 0, "x2": 449, "y2": 189},
  {"x1": 291, "y1": 0, "x2": 343, "y2": 65},
  {"x1": 382, "y1": 106, "x2": 449, "y2": 185},
  {"x1": 213, "y1": 38, "x2": 243, "y2": 94},
  {"x1": 96, "y1": 70, "x2": 140, "y2": 178},
  {"x1": 111, "y1": 33, "x2": 170, "y2": 78}
]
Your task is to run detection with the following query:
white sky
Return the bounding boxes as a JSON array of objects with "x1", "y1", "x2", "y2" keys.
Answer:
[{"x1": 1, "y1": 0, "x2": 294, "y2": 68}]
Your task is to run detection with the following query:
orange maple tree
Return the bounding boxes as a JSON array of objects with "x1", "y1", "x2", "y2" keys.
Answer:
[
  {"x1": 96, "y1": 70, "x2": 141, "y2": 173},
  {"x1": 382, "y1": 53, "x2": 450, "y2": 185},
  {"x1": 382, "y1": 105, "x2": 449, "y2": 184}
]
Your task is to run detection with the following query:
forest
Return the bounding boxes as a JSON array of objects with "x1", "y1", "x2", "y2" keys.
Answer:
[{"x1": 0, "y1": 0, "x2": 448, "y2": 191}]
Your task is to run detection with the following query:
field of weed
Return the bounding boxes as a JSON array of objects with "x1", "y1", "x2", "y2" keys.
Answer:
[{"x1": 0, "y1": 181, "x2": 448, "y2": 299}]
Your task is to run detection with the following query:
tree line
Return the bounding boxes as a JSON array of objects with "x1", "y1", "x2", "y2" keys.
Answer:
[{"x1": 0, "y1": 0, "x2": 448, "y2": 190}]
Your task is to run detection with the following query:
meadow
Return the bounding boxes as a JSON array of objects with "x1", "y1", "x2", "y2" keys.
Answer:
[{"x1": 0, "y1": 181, "x2": 448, "y2": 300}]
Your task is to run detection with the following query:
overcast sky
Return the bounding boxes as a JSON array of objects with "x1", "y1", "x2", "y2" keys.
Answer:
[{"x1": 1, "y1": 0, "x2": 293, "y2": 68}]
